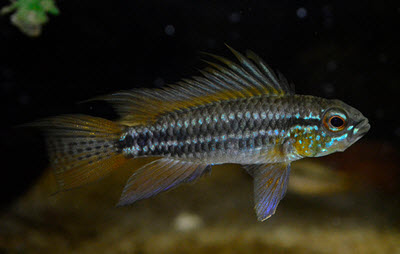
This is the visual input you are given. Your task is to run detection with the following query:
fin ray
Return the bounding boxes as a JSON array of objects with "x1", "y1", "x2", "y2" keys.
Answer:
[
  {"x1": 28, "y1": 115, "x2": 128, "y2": 191},
  {"x1": 245, "y1": 163, "x2": 291, "y2": 221},
  {"x1": 91, "y1": 46, "x2": 294, "y2": 125},
  {"x1": 118, "y1": 159, "x2": 209, "y2": 206}
]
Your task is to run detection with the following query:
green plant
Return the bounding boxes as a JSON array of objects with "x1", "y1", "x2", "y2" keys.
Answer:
[{"x1": 1, "y1": 0, "x2": 59, "y2": 37}]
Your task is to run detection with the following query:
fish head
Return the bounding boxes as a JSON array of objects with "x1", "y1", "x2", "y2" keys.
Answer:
[{"x1": 313, "y1": 99, "x2": 370, "y2": 157}]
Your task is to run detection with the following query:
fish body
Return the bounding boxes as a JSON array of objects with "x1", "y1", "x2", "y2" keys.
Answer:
[
  {"x1": 32, "y1": 46, "x2": 370, "y2": 221},
  {"x1": 119, "y1": 95, "x2": 327, "y2": 164}
]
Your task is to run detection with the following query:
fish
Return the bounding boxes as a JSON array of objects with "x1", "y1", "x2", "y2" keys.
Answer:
[{"x1": 30, "y1": 46, "x2": 370, "y2": 221}]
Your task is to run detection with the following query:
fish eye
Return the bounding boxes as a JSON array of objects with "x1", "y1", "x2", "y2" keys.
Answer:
[
  {"x1": 329, "y1": 116, "x2": 345, "y2": 129},
  {"x1": 323, "y1": 109, "x2": 347, "y2": 132}
]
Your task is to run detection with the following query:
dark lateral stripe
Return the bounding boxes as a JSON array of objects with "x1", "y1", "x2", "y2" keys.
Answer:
[{"x1": 290, "y1": 118, "x2": 320, "y2": 127}]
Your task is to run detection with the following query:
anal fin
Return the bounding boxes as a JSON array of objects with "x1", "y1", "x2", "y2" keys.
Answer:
[
  {"x1": 117, "y1": 159, "x2": 209, "y2": 206},
  {"x1": 244, "y1": 163, "x2": 291, "y2": 221}
]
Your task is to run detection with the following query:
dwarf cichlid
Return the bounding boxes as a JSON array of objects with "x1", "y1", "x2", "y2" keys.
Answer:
[{"x1": 32, "y1": 46, "x2": 370, "y2": 221}]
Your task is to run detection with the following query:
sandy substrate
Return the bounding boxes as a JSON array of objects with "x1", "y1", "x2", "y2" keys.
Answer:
[{"x1": 1, "y1": 157, "x2": 399, "y2": 253}]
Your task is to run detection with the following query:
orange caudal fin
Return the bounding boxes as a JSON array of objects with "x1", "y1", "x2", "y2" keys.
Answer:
[{"x1": 28, "y1": 115, "x2": 129, "y2": 191}]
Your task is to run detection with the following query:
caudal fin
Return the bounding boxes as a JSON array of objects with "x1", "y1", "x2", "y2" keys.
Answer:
[{"x1": 30, "y1": 115, "x2": 128, "y2": 191}]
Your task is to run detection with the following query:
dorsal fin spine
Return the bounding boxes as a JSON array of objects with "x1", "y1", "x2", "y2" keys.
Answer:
[
  {"x1": 245, "y1": 50, "x2": 286, "y2": 95},
  {"x1": 94, "y1": 47, "x2": 295, "y2": 125},
  {"x1": 226, "y1": 45, "x2": 278, "y2": 95},
  {"x1": 202, "y1": 64, "x2": 247, "y2": 97},
  {"x1": 204, "y1": 55, "x2": 259, "y2": 94},
  {"x1": 202, "y1": 60, "x2": 255, "y2": 97},
  {"x1": 198, "y1": 69, "x2": 239, "y2": 99}
]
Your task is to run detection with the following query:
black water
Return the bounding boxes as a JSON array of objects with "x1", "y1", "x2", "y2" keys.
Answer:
[{"x1": 1, "y1": 0, "x2": 399, "y2": 210}]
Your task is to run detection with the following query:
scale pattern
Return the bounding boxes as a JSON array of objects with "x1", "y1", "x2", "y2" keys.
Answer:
[{"x1": 117, "y1": 94, "x2": 327, "y2": 164}]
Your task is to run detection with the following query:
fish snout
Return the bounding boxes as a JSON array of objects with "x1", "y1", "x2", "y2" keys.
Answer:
[{"x1": 352, "y1": 118, "x2": 370, "y2": 140}]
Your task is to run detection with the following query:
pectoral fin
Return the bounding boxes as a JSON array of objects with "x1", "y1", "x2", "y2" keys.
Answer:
[{"x1": 244, "y1": 163, "x2": 291, "y2": 221}]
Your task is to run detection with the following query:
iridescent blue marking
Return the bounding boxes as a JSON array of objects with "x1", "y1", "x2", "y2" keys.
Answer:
[
  {"x1": 325, "y1": 133, "x2": 348, "y2": 148},
  {"x1": 308, "y1": 139, "x2": 314, "y2": 148},
  {"x1": 221, "y1": 113, "x2": 227, "y2": 121},
  {"x1": 261, "y1": 112, "x2": 267, "y2": 119},
  {"x1": 120, "y1": 134, "x2": 127, "y2": 141},
  {"x1": 309, "y1": 112, "x2": 321, "y2": 120}
]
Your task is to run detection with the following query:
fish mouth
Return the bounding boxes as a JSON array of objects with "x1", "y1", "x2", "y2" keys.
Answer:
[
  {"x1": 355, "y1": 119, "x2": 370, "y2": 136},
  {"x1": 350, "y1": 118, "x2": 370, "y2": 144}
]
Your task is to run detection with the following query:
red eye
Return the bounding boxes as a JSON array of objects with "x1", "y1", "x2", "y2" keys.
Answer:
[{"x1": 323, "y1": 115, "x2": 346, "y2": 132}]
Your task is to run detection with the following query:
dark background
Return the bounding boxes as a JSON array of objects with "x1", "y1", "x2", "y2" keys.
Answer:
[{"x1": 1, "y1": 0, "x2": 399, "y2": 208}]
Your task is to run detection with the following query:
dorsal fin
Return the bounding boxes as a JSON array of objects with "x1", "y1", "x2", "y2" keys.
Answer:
[{"x1": 94, "y1": 46, "x2": 295, "y2": 126}]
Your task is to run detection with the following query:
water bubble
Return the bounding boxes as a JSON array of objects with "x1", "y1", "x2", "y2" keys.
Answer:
[
  {"x1": 322, "y1": 83, "x2": 335, "y2": 96},
  {"x1": 296, "y1": 7, "x2": 307, "y2": 19},
  {"x1": 164, "y1": 25, "x2": 175, "y2": 36},
  {"x1": 229, "y1": 12, "x2": 241, "y2": 23},
  {"x1": 322, "y1": 5, "x2": 334, "y2": 28}
]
